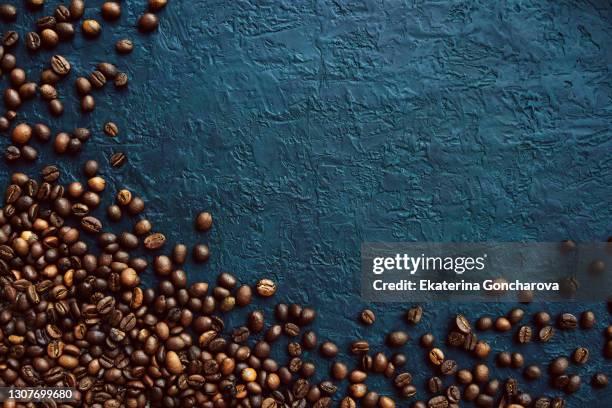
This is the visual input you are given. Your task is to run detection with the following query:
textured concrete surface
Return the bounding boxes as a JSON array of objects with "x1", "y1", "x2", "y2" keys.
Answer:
[{"x1": 3, "y1": 0, "x2": 611, "y2": 405}]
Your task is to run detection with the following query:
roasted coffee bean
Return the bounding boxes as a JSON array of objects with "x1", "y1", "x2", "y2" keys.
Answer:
[
  {"x1": 511, "y1": 352, "x2": 524, "y2": 368},
  {"x1": 138, "y1": 13, "x2": 159, "y2": 32},
  {"x1": 427, "y1": 395, "x2": 448, "y2": 408},
  {"x1": 427, "y1": 377, "x2": 443, "y2": 393},
  {"x1": 193, "y1": 244, "x2": 210, "y2": 262},
  {"x1": 104, "y1": 122, "x2": 119, "y2": 137},
  {"x1": 549, "y1": 356, "x2": 569, "y2": 376},
  {"x1": 394, "y1": 372, "x2": 412, "y2": 388},
  {"x1": 82, "y1": 19, "x2": 101, "y2": 38},
  {"x1": 558, "y1": 313, "x2": 577, "y2": 330},
  {"x1": 3, "y1": 31, "x2": 18, "y2": 47},
  {"x1": 109, "y1": 152, "x2": 126, "y2": 168},
  {"x1": 523, "y1": 365, "x2": 541, "y2": 380},
  {"x1": 495, "y1": 317, "x2": 512, "y2": 331},
  {"x1": 101, "y1": 2, "x2": 121, "y2": 20},
  {"x1": 115, "y1": 72, "x2": 128, "y2": 88},
  {"x1": 440, "y1": 359, "x2": 457, "y2": 375},
  {"x1": 517, "y1": 325, "x2": 532, "y2": 344},
  {"x1": 565, "y1": 374, "x2": 581, "y2": 393},
  {"x1": 350, "y1": 340, "x2": 369, "y2": 354},
  {"x1": 116, "y1": 38, "x2": 133, "y2": 54},
  {"x1": 386, "y1": 331, "x2": 408, "y2": 347},
  {"x1": 51, "y1": 55, "x2": 70, "y2": 75},
  {"x1": 405, "y1": 306, "x2": 423, "y2": 324},
  {"x1": 455, "y1": 314, "x2": 472, "y2": 333},
  {"x1": 539, "y1": 325, "x2": 554, "y2": 342},
  {"x1": 420, "y1": 333, "x2": 435, "y2": 348},
  {"x1": 497, "y1": 351, "x2": 512, "y2": 367},
  {"x1": 429, "y1": 348, "x2": 444, "y2": 365},
  {"x1": 360, "y1": 309, "x2": 375, "y2": 325},
  {"x1": 81, "y1": 216, "x2": 102, "y2": 233},
  {"x1": 446, "y1": 331, "x2": 465, "y2": 347},
  {"x1": 572, "y1": 347, "x2": 589, "y2": 364},
  {"x1": 580, "y1": 310, "x2": 596, "y2": 329},
  {"x1": 257, "y1": 279, "x2": 277, "y2": 296},
  {"x1": 320, "y1": 341, "x2": 338, "y2": 358},
  {"x1": 592, "y1": 373, "x2": 608, "y2": 388}
]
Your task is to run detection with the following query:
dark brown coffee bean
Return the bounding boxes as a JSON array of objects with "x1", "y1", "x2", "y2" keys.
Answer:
[
  {"x1": 565, "y1": 374, "x2": 581, "y2": 393},
  {"x1": 549, "y1": 356, "x2": 569, "y2": 376},
  {"x1": 81, "y1": 95, "x2": 95, "y2": 112},
  {"x1": 320, "y1": 341, "x2": 338, "y2": 358},
  {"x1": 82, "y1": 19, "x2": 101, "y2": 38},
  {"x1": 517, "y1": 325, "x2": 532, "y2": 344},
  {"x1": 523, "y1": 365, "x2": 541, "y2": 380},
  {"x1": 81, "y1": 216, "x2": 102, "y2": 234},
  {"x1": 572, "y1": 347, "x2": 589, "y2": 364},
  {"x1": 372, "y1": 352, "x2": 388, "y2": 373},
  {"x1": 405, "y1": 306, "x2": 423, "y2": 324},
  {"x1": 350, "y1": 340, "x2": 369, "y2": 354},
  {"x1": 534, "y1": 311, "x2": 551, "y2": 326},
  {"x1": 580, "y1": 310, "x2": 596, "y2": 329},
  {"x1": 41, "y1": 165, "x2": 60, "y2": 182},
  {"x1": 90, "y1": 70, "x2": 106, "y2": 88},
  {"x1": 387, "y1": 331, "x2": 409, "y2": 347},
  {"x1": 138, "y1": 13, "x2": 159, "y2": 32},
  {"x1": 101, "y1": 2, "x2": 121, "y2": 20},
  {"x1": 429, "y1": 348, "x2": 444, "y2": 365},
  {"x1": 51, "y1": 55, "x2": 70, "y2": 75},
  {"x1": 446, "y1": 331, "x2": 465, "y2": 347},
  {"x1": 193, "y1": 244, "x2": 210, "y2": 262},
  {"x1": 302, "y1": 330, "x2": 317, "y2": 349},
  {"x1": 420, "y1": 333, "x2": 435, "y2": 348},
  {"x1": 558, "y1": 313, "x2": 577, "y2": 330},
  {"x1": 539, "y1": 325, "x2": 554, "y2": 342},
  {"x1": 115, "y1": 72, "x2": 128, "y2": 88},
  {"x1": 360, "y1": 309, "x2": 375, "y2": 325},
  {"x1": 394, "y1": 372, "x2": 412, "y2": 388},
  {"x1": 109, "y1": 152, "x2": 126, "y2": 168},
  {"x1": 455, "y1": 314, "x2": 472, "y2": 333},
  {"x1": 0, "y1": 3, "x2": 17, "y2": 21},
  {"x1": 3, "y1": 31, "x2": 18, "y2": 47},
  {"x1": 116, "y1": 38, "x2": 133, "y2": 54},
  {"x1": 440, "y1": 359, "x2": 457, "y2": 375},
  {"x1": 104, "y1": 122, "x2": 119, "y2": 137},
  {"x1": 427, "y1": 377, "x2": 443, "y2": 393},
  {"x1": 592, "y1": 373, "x2": 608, "y2": 388},
  {"x1": 144, "y1": 233, "x2": 166, "y2": 250}
]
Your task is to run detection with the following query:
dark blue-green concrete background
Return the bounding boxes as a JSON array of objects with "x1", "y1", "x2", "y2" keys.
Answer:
[{"x1": 3, "y1": 0, "x2": 612, "y2": 406}]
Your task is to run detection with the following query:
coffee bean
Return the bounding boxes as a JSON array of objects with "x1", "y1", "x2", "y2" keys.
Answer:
[
  {"x1": 497, "y1": 351, "x2": 511, "y2": 367},
  {"x1": 41, "y1": 165, "x2": 60, "y2": 182},
  {"x1": 464, "y1": 384, "x2": 479, "y2": 401},
  {"x1": 473, "y1": 363, "x2": 489, "y2": 383},
  {"x1": 144, "y1": 233, "x2": 166, "y2": 250},
  {"x1": 517, "y1": 325, "x2": 532, "y2": 344},
  {"x1": 394, "y1": 372, "x2": 412, "y2": 388},
  {"x1": 440, "y1": 359, "x2": 457, "y2": 375},
  {"x1": 476, "y1": 316, "x2": 493, "y2": 330},
  {"x1": 523, "y1": 365, "x2": 541, "y2": 380},
  {"x1": 90, "y1": 70, "x2": 106, "y2": 88},
  {"x1": 256, "y1": 278, "x2": 276, "y2": 296},
  {"x1": 0, "y1": 3, "x2": 17, "y2": 21},
  {"x1": 456, "y1": 369, "x2": 472, "y2": 384},
  {"x1": 386, "y1": 331, "x2": 409, "y2": 347},
  {"x1": 359, "y1": 309, "x2": 375, "y2": 325},
  {"x1": 508, "y1": 308, "x2": 525, "y2": 324},
  {"x1": 138, "y1": 13, "x2": 159, "y2": 32},
  {"x1": 558, "y1": 313, "x2": 577, "y2": 330},
  {"x1": 580, "y1": 310, "x2": 595, "y2": 329},
  {"x1": 429, "y1": 348, "x2": 444, "y2": 365},
  {"x1": 549, "y1": 356, "x2": 569, "y2": 375},
  {"x1": 405, "y1": 306, "x2": 423, "y2": 324},
  {"x1": 446, "y1": 331, "x2": 465, "y2": 347},
  {"x1": 421, "y1": 333, "x2": 436, "y2": 348},
  {"x1": 565, "y1": 374, "x2": 581, "y2": 393},
  {"x1": 572, "y1": 347, "x2": 589, "y2": 364},
  {"x1": 109, "y1": 152, "x2": 127, "y2": 168},
  {"x1": 320, "y1": 341, "x2": 338, "y2": 358},
  {"x1": 51, "y1": 55, "x2": 70, "y2": 75},
  {"x1": 104, "y1": 122, "x2": 119, "y2": 137},
  {"x1": 101, "y1": 2, "x2": 121, "y2": 20},
  {"x1": 82, "y1": 19, "x2": 101, "y2": 38},
  {"x1": 116, "y1": 38, "x2": 133, "y2": 54},
  {"x1": 427, "y1": 377, "x2": 443, "y2": 393},
  {"x1": 81, "y1": 216, "x2": 102, "y2": 233},
  {"x1": 539, "y1": 325, "x2": 554, "y2": 342},
  {"x1": 495, "y1": 317, "x2": 512, "y2": 331},
  {"x1": 592, "y1": 373, "x2": 608, "y2": 388},
  {"x1": 3, "y1": 31, "x2": 18, "y2": 47},
  {"x1": 81, "y1": 95, "x2": 95, "y2": 112},
  {"x1": 115, "y1": 72, "x2": 128, "y2": 88},
  {"x1": 455, "y1": 314, "x2": 472, "y2": 333}
]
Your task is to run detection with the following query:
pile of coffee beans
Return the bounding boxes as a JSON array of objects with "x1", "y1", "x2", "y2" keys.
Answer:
[{"x1": 0, "y1": 2, "x2": 609, "y2": 408}]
